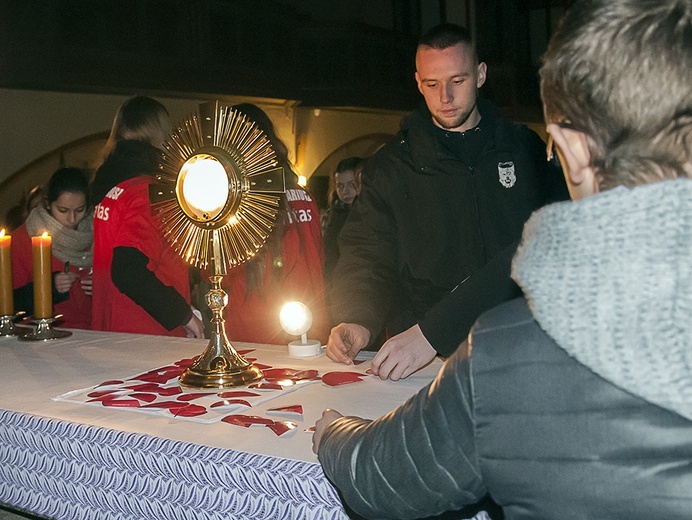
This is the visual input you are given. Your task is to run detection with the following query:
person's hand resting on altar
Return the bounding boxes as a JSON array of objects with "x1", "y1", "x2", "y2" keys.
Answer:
[
  {"x1": 326, "y1": 322, "x2": 436, "y2": 381},
  {"x1": 184, "y1": 306, "x2": 204, "y2": 339},
  {"x1": 370, "y1": 324, "x2": 436, "y2": 381},
  {"x1": 312, "y1": 409, "x2": 344, "y2": 454}
]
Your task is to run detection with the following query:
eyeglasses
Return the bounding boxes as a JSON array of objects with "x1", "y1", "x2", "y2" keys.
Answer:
[{"x1": 546, "y1": 119, "x2": 574, "y2": 162}]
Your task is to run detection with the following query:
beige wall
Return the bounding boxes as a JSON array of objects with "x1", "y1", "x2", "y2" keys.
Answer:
[{"x1": 0, "y1": 88, "x2": 405, "y2": 224}]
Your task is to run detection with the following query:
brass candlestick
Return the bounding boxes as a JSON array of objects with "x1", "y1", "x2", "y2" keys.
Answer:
[
  {"x1": 18, "y1": 315, "x2": 72, "y2": 341},
  {"x1": 0, "y1": 312, "x2": 26, "y2": 337}
]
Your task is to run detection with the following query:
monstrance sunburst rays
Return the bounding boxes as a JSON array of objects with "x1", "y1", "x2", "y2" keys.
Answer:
[
  {"x1": 150, "y1": 101, "x2": 285, "y2": 274},
  {"x1": 149, "y1": 101, "x2": 285, "y2": 388}
]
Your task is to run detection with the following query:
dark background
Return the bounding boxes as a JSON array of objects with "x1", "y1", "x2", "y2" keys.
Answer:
[{"x1": 0, "y1": 0, "x2": 570, "y2": 119}]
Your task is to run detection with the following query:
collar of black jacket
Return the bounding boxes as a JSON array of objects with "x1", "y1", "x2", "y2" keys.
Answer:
[
  {"x1": 399, "y1": 97, "x2": 501, "y2": 174},
  {"x1": 91, "y1": 140, "x2": 162, "y2": 204}
]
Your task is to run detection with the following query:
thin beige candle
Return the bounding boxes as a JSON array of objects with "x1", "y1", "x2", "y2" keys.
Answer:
[
  {"x1": 0, "y1": 229, "x2": 12, "y2": 315},
  {"x1": 32, "y1": 232, "x2": 52, "y2": 319}
]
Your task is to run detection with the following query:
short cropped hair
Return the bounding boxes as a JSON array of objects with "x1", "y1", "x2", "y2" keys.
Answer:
[
  {"x1": 418, "y1": 23, "x2": 477, "y2": 62},
  {"x1": 540, "y1": 0, "x2": 692, "y2": 188}
]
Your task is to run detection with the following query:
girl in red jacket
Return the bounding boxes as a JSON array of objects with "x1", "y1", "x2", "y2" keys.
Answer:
[
  {"x1": 221, "y1": 104, "x2": 329, "y2": 345},
  {"x1": 90, "y1": 96, "x2": 203, "y2": 338},
  {"x1": 12, "y1": 167, "x2": 93, "y2": 329}
]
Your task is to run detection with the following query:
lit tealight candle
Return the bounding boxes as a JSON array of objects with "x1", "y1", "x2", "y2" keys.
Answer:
[
  {"x1": 0, "y1": 229, "x2": 12, "y2": 316},
  {"x1": 31, "y1": 232, "x2": 52, "y2": 319},
  {"x1": 279, "y1": 301, "x2": 322, "y2": 356}
]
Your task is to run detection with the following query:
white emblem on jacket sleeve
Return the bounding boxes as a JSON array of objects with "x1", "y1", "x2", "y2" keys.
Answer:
[{"x1": 498, "y1": 161, "x2": 516, "y2": 188}]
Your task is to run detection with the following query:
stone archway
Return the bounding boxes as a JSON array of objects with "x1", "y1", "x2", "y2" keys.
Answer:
[{"x1": 307, "y1": 133, "x2": 393, "y2": 210}]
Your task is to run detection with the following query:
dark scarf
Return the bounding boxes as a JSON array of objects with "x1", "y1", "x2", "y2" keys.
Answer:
[{"x1": 91, "y1": 140, "x2": 162, "y2": 204}]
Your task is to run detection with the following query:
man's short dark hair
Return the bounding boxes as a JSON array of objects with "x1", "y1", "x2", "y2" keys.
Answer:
[
  {"x1": 418, "y1": 23, "x2": 473, "y2": 49},
  {"x1": 418, "y1": 23, "x2": 478, "y2": 63}
]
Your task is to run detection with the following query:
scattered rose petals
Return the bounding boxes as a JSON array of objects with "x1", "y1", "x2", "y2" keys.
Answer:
[
  {"x1": 221, "y1": 414, "x2": 274, "y2": 427},
  {"x1": 352, "y1": 359, "x2": 366, "y2": 365},
  {"x1": 321, "y1": 371, "x2": 365, "y2": 386},
  {"x1": 210, "y1": 399, "x2": 252, "y2": 409},
  {"x1": 217, "y1": 390, "x2": 261, "y2": 398},
  {"x1": 365, "y1": 368, "x2": 374, "y2": 375},
  {"x1": 267, "y1": 421, "x2": 298, "y2": 437}
]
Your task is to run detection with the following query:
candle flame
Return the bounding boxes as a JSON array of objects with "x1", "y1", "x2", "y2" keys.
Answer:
[
  {"x1": 41, "y1": 232, "x2": 49, "y2": 238},
  {"x1": 0, "y1": 229, "x2": 5, "y2": 238}
]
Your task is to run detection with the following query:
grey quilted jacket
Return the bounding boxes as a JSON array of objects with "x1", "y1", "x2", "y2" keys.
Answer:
[{"x1": 318, "y1": 180, "x2": 692, "y2": 519}]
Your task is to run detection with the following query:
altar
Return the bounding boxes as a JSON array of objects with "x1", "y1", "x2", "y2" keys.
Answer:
[{"x1": 0, "y1": 329, "x2": 442, "y2": 519}]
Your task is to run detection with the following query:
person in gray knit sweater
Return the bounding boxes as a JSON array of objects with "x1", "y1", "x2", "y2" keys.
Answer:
[{"x1": 312, "y1": 1, "x2": 692, "y2": 519}]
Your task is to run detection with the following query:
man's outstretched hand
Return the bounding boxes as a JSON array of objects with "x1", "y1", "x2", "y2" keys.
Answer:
[{"x1": 326, "y1": 323, "x2": 371, "y2": 364}]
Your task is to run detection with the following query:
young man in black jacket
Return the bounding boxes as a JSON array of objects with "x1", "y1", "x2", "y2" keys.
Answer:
[
  {"x1": 315, "y1": 2, "x2": 692, "y2": 518},
  {"x1": 327, "y1": 23, "x2": 567, "y2": 379}
]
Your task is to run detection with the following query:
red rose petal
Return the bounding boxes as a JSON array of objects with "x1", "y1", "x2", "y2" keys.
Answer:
[
  {"x1": 173, "y1": 404, "x2": 207, "y2": 417},
  {"x1": 141, "y1": 401, "x2": 186, "y2": 410},
  {"x1": 221, "y1": 414, "x2": 274, "y2": 427},
  {"x1": 217, "y1": 390, "x2": 261, "y2": 399},
  {"x1": 125, "y1": 383, "x2": 162, "y2": 392},
  {"x1": 156, "y1": 386, "x2": 183, "y2": 396},
  {"x1": 97, "y1": 380, "x2": 124, "y2": 387},
  {"x1": 248, "y1": 382, "x2": 283, "y2": 391},
  {"x1": 267, "y1": 404, "x2": 303, "y2": 415},
  {"x1": 177, "y1": 392, "x2": 215, "y2": 402},
  {"x1": 365, "y1": 368, "x2": 374, "y2": 375},
  {"x1": 129, "y1": 393, "x2": 158, "y2": 403},
  {"x1": 261, "y1": 368, "x2": 319, "y2": 384},
  {"x1": 175, "y1": 357, "x2": 197, "y2": 368},
  {"x1": 321, "y1": 371, "x2": 365, "y2": 386},
  {"x1": 235, "y1": 349, "x2": 256, "y2": 356},
  {"x1": 210, "y1": 399, "x2": 252, "y2": 409},
  {"x1": 304, "y1": 425, "x2": 316, "y2": 432},
  {"x1": 87, "y1": 389, "x2": 121, "y2": 398},
  {"x1": 352, "y1": 359, "x2": 366, "y2": 365},
  {"x1": 266, "y1": 421, "x2": 298, "y2": 436}
]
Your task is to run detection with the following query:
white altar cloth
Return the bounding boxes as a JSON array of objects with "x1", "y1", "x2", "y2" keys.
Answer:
[{"x1": 0, "y1": 329, "x2": 442, "y2": 519}]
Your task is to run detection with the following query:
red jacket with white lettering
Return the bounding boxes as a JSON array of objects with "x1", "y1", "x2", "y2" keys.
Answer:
[
  {"x1": 92, "y1": 175, "x2": 190, "y2": 336},
  {"x1": 222, "y1": 187, "x2": 329, "y2": 345}
]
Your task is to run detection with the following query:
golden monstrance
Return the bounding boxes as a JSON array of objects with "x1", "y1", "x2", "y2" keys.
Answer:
[{"x1": 150, "y1": 101, "x2": 285, "y2": 388}]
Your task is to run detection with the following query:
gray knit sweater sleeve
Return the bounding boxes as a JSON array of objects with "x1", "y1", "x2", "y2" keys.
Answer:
[{"x1": 317, "y1": 347, "x2": 487, "y2": 519}]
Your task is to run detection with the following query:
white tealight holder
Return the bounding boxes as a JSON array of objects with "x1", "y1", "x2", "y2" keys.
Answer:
[{"x1": 280, "y1": 301, "x2": 322, "y2": 357}]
